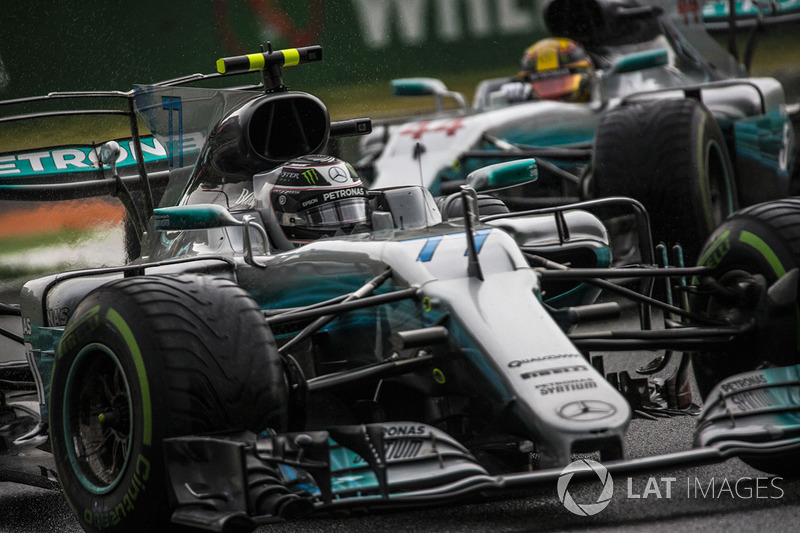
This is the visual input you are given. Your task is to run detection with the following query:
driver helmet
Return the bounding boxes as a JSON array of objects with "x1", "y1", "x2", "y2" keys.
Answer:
[
  {"x1": 268, "y1": 155, "x2": 371, "y2": 244},
  {"x1": 518, "y1": 37, "x2": 594, "y2": 103}
]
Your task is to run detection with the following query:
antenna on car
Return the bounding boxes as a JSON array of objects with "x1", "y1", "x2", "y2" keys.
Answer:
[
  {"x1": 260, "y1": 42, "x2": 271, "y2": 90},
  {"x1": 414, "y1": 141, "x2": 431, "y2": 228},
  {"x1": 216, "y1": 44, "x2": 323, "y2": 94},
  {"x1": 414, "y1": 142, "x2": 425, "y2": 185},
  {"x1": 460, "y1": 185, "x2": 484, "y2": 281}
]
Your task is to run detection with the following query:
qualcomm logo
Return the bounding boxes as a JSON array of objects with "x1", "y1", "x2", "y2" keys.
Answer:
[{"x1": 557, "y1": 459, "x2": 613, "y2": 516}]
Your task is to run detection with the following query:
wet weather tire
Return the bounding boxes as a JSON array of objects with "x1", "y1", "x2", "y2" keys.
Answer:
[
  {"x1": 691, "y1": 198, "x2": 800, "y2": 476},
  {"x1": 692, "y1": 198, "x2": 800, "y2": 396},
  {"x1": 592, "y1": 99, "x2": 737, "y2": 264},
  {"x1": 49, "y1": 274, "x2": 288, "y2": 532}
]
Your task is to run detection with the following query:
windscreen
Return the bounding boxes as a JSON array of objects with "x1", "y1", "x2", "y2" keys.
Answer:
[{"x1": 132, "y1": 84, "x2": 261, "y2": 206}]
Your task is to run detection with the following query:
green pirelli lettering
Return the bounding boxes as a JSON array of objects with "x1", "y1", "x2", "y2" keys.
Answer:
[
  {"x1": 696, "y1": 230, "x2": 731, "y2": 269},
  {"x1": 57, "y1": 305, "x2": 101, "y2": 358},
  {"x1": 739, "y1": 231, "x2": 786, "y2": 277},
  {"x1": 106, "y1": 309, "x2": 152, "y2": 446}
]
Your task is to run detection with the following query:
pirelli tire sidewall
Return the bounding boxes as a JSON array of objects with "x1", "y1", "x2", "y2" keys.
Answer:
[
  {"x1": 50, "y1": 295, "x2": 169, "y2": 532},
  {"x1": 49, "y1": 274, "x2": 288, "y2": 532},
  {"x1": 692, "y1": 199, "x2": 800, "y2": 399}
]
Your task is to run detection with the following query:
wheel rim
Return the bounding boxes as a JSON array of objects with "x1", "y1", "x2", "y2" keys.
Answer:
[
  {"x1": 63, "y1": 343, "x2": 133, "y2": 494},
  {"x1": 706, "y1": 140, "x2": 733, "y2": 225}
]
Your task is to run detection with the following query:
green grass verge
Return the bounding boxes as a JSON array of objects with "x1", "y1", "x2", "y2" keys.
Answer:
[
  {"x1": 320, "y1": 27, "x2": 800, "y2": 120},
  {"x1": 316, "y1": 67, "x2": 514, "y2": 120},
  {"x1": 0, "y1": 263, "x2": 64, "y2": 281},
  {"x1": 0, "y1": 115, "x2": 137, "y2": 153},
  {"x1": 0, "y1": 228, "x2": 93, "y2": 256}
]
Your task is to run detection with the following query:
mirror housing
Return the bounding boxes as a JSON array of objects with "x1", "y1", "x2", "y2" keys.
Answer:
[
  {"x1": 153, "y1": 204, "x2": 271, "y2": 266},
  {"x1": 391, "y1": 78, "x2": 467, "y2": 112},
  {"x1": 153, "y1": 204, "x2": 243, "y2": 231},
  {"x1": 94, "y1": 140, "x2": 121, "y2": 175},
  {"x1": 608, "y1": 48, "x2": 669, "y2": 75},
  {"x1": 466, "y1": 159, "x2": 538, "y2": 191}
]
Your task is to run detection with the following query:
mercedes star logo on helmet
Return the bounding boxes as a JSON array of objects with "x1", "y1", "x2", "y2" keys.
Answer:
[
  {"x1": 558, "y1": 400, "x2": 616, "y2": 421},
  {"x1": 328, "y1": 166, "x2": 348, "y2": 183},
  {"x1": 557, "y1": 459, "x2": 613, "y2": 516}
]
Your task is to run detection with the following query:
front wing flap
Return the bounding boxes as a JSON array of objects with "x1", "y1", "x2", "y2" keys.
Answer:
[
  {"x1": 164, "y1": 397, "x2": 800, "y2": 532},
  {"x1": 164, "y1": 422, "x2": 489, "y2": 531},
  {"x1": 695, "y1": 365, "x2": 800, "y2": 451}
]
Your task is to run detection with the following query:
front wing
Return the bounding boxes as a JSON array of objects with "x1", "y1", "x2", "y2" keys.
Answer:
[{"x1": 165, "y1": 365, "x2": 800, "y2": 532}]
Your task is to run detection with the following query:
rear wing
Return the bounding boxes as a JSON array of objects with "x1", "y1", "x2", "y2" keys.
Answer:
[
  {"x1": 542, "y1": 0, "x2": 796, "y2": 78},
  {"x1": 702, "y1": 0, "x2": 800, "y2": 30},
  {"x1": 0, "y1": 45, "x2": 371, "y2": 258},
  {"x1": 0, "y1": 89, "x2": 170, "y2": 255}
]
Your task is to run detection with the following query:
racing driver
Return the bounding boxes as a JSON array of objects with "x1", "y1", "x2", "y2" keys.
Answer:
[
  {"x1": 499, "y1": 37, "x2": 595, "y2": 103},
  {"x1": 263, "y1": 154, "x2": 372, "y2": 246}
]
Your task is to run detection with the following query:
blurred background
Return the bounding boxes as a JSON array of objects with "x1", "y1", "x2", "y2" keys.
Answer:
[{"x1": 3, "y1": 2, "x2": 795, "y2": 114}]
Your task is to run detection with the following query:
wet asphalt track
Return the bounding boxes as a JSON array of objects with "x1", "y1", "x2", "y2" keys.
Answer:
[
  {"x1": 2, "y1": 415, "x2": 799, "y2": 532},
  {"x1": 2, "y1": 296, "x2": 798, "y2": 532}
]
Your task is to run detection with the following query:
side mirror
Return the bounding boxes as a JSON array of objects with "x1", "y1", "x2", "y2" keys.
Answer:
[
  {"x1": 153, "y1": 204, "x2": 242, "y2": 231},
  {"x1": 153, "y1": 204, "x2": 271, "y2": 267},
  {"x1": 94, "y1": 140, "x2": 121, "y2": 175},
  {"x1": 466, "y1": 159, "x2": 538, "y2": 191},
  {"x1": 391, "y1": 78, "x2": 467, "y2": 112},
  {"x1": 608, "y1": 49, "x2": 669, "y2": 75}
]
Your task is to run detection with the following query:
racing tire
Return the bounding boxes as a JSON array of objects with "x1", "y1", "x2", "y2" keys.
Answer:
[
  {"x1": 691, "y1": 198, "x2": 800, "y2": 476},
  {"x1": 592, "y1": 98, "x2": 738, "y2": 264},
  {"x1": 49, "y1": 274, "x2": 288, "y2": 532}
]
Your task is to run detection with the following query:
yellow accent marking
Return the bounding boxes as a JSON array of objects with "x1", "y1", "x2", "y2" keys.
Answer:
[
  {"x1": 537, "y1": 47, "x2": 559, "y2": 71},
  {"x1": 247, "y1": 53, "x2": 266, "y2": 70},
  {"x1": 216, "y1": 58, "x2": 226, "y2": 74},
  {"x1": 433, "y1": 368, "x2": 446, "y2": 384},
  {"x1": 283, "y1": 48, "x2": 300, "y2": 66}
]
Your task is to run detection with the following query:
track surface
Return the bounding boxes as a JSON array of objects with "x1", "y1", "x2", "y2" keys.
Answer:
[{"x1": 2, "y1": 415, "x2": 799, "y2": 532}]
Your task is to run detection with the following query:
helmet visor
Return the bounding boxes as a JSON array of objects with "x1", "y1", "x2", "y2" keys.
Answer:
[
  {"x1": 287, "y1": 197, "x2": 371, "y2": 229},
  {"x1": 529, "y1": 73, "x2": 585, "y2": 101}
]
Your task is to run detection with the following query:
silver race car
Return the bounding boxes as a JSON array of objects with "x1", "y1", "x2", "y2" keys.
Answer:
[{"x1": 0, "y1": 44, "x2": 798, "y2": 533}]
